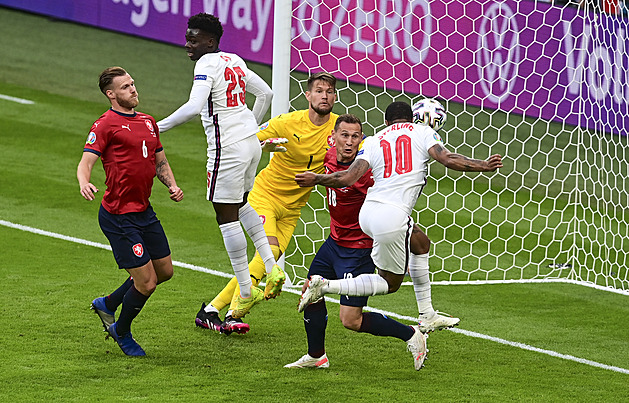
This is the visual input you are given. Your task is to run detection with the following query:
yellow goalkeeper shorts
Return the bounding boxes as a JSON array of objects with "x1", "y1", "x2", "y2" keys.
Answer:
[{"x1": 248, "y1": 191, "x2": 302, "y2": 253}]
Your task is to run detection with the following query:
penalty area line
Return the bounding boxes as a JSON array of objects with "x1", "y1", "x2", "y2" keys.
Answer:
[
  {"x1": 0, "y1": 93, "x2": 35, "y2": 104},
  {"x1": 1, "y1": 218, "x2": 628, "y2": 375}
]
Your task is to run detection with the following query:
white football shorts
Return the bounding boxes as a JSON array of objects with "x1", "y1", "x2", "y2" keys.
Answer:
[
  {"x1": 206, "y1": 134, "x2": 261, "y2": 203},
  {"x1": 359, "y1": 200, "x2": 414, "y2": 275}
]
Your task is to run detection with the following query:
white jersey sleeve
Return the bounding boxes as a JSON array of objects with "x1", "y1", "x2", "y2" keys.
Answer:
[
  {"x1": 357, "y1": 123, "x2": 443, "y2": 215},
  {"x1": 157, "y1": 84, "x2": 210, "y2": 133},
  {"x1": 246, "y1": 70, "x2": 273, "y2": 124}
]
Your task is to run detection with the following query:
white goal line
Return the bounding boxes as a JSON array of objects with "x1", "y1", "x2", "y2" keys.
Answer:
[
  {"x1": 412, "y1": 278, "x2": 629, "y2": 296},
  {"x1": 1, "y1": 218, "x2": 627, "y2": 375},
  {"x1": 0, "y1": 93, "x2": 35, "y2": 104}
]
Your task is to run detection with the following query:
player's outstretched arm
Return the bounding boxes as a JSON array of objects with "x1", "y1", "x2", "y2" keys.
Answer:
[
  {"x1": 77, "y1": 152, "x2": 99, "y2": 201},
  {"x1": 157, "y1": 84, "x2": 211, "y2": 133},
  {"x1": 429, "y1": 144, "x2": 503, "y2": 172},
  {"x1": 295, "y1": 159, "x2": 370, "y2": 188},
  {"x1": 155, "y1": 150, "x2": 184, "y2": 202}
]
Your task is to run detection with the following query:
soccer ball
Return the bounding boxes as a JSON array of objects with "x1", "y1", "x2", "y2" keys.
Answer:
[{"x1": 412, "y1": 98, "x2": 447, "y2": 131}]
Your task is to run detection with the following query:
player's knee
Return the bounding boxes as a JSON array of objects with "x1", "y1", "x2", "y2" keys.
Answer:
[
  {"x1": 341, "y1": 318, "x2": 362, "y2": 331},
  {"x1": 387, "y1": 282, "x2": 401, "y2": 293},
  {"x1": 339, "y1": 307, "x2": 363, "y2": 331},
  {"x1": 410, "y1": 225, "x2": 430, "y2": 255},
  {"x1": 135, "y1": 280, "x2": 157, "y2": 296},
  {"x1": 412, "y1": 241, "x2": 430, "y2": 255},
  {"x1": 384, "y1": 276, "x2": 403, "y2": 293},
  {"x1": 340, "y1": 313, "x2": 362, "y2": 331},
  {"x1": 153, "y1": 258, "x2": 174, "y2": 284},
  {"x1": 157, "y1": 269, "x2": 173, "y2": 284}
]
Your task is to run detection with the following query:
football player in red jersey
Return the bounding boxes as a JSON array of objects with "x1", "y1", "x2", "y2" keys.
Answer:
[
  {"x1": 77, "y1": 66, "x2": 183, "y2": 356},
  {"x1": 285, "y1": 114, "x2": 426, "y2": 370}
]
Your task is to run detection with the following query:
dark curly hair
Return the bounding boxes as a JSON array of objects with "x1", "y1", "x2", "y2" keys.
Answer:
[
  {"x1": 188, "y1": 13, "x2": 223, "y2": 42},
  {"x1": 385, "y1": 101, "x2": 413, "y2": 123}
]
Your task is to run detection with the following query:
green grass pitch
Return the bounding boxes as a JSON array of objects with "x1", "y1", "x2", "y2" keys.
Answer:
[{"x1": 0, "y1": 7, "x2": 627, "y2": 402}]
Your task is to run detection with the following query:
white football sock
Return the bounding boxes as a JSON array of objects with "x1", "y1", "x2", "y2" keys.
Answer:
[
  {"x1": 323, "y1": 274, "x2": 389, "y2": 296},
  {"x1": 219, "y1": 221, "x2": 252, "y2": 298},
  {"x1": 204, "y1": 304, "x2": 220, "y2": 314},
  {"x1": 408, "y1": 253, "x2": 435, "y2": 317},
  {"x1": 239, "y1": 203, "x2": 276, "y2": 273}
]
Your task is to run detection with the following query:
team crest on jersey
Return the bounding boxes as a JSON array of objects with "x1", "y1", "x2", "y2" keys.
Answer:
[
  {"x1": 259, "y1": 214, "x2": 266, "y2": 225},
  {"x1": 132, "y1": 243, "x2": 144, "y2": 258},
  {"x1": 145, "y1": 120, "x2": 154, "y2": 133},
  {"x1": 327, "y1": 134, "x2": 335, "y2": 147},
  {"x1": 86, "y1": 132, "x2": 96, "y2": 145},
  {"x1": 433, "y1": 133, "x2": 443, "y2": 143},
  {"x1": 259, "y1": 121, "x2": 269, "y2": 131},
  {"x1": 194, "y1": 74, "x2": 207, "y2": 81}
]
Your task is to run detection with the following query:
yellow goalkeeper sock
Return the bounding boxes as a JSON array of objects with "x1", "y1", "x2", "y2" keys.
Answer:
[
  {"x1": 269, "y1": 244, "x2": 281, "y2": 269},
  {"x1": 210, "y1": 277, "x2": 238, "y2": 312}
]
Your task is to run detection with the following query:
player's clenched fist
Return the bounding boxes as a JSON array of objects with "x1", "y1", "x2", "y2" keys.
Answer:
[
  {"x1": 169, "y1": 186, "x2": 184, "y2": 202},
  {"x1": 295, "y1": 171, "x2": 318, "y2": 187}
]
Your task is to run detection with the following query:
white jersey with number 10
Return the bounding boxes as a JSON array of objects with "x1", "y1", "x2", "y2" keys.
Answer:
[
  {"x1": 193, "y1": 51, "x2": 260, "y2": 150},
  {"x1": 356, "y1": 122, "x2": 443, "y2": 216}
]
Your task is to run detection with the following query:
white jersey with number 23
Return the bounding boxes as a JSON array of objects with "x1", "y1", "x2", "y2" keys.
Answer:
[{"x1": 192, "y1": 51, "x2": 261, "y2": 150}]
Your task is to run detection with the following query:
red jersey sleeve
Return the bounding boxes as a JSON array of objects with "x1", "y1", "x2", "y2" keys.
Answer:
[{"x1": 84, "y1": 112, "x2": 112, "y2": 156}]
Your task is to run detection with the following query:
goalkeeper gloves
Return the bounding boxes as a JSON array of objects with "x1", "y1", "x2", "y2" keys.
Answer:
[{"x1": 260, "y1": 138, "x2": 288, "y2": 152}]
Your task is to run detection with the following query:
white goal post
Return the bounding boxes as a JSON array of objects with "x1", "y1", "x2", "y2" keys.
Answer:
[{"x1": 272, "y1": 0, "x2": 629, "y2": 296}]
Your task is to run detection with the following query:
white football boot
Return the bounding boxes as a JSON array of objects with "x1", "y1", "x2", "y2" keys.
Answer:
[
  {"x1": 418, "y1": 312, "x2": 460, "y2": 333},
  {"x1": 297, "y1": 275, "x2": 326, "y2": 312},
  {"x1": 284, "y1": 353, "x2": 330, "y2": 369},
  {"x1": 407, "y1": 325, "x2": 428, "y2": 370}
]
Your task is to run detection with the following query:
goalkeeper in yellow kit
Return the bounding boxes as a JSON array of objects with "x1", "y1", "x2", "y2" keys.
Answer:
[{"x1": 195, "y1": 72, "x2": 339, "y2": 334}]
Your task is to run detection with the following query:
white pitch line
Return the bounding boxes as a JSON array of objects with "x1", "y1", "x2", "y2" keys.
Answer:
[
  {"x1": 1, "y1": 218, "x2": 628, "y2": 375},
  {"x1": 0, "y1": 94, "x2": 35, "y2": 104}
]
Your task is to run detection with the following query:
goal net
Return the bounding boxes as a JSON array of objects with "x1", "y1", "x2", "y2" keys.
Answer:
[{"x1": 276, "y1": 0, "x2": 629, "y2": 295}]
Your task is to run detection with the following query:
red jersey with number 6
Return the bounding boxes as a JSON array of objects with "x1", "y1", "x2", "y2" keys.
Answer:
[
  {"x1": 83, "y1": 109, "x2": 163, "y2": 214},
  {"x1": 324, "y1": 147, "x2": 374, "y2": 249}
]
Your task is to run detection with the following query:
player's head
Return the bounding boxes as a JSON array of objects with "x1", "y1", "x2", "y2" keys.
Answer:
[
  {"x1": 306, "y1": 72, "x2": 337, "y2": 116},
  {"x1": 185, "y1": 13, "x2": 223, "y2": 60},
  {"x1": 99, "y1": 66, "x2": 138, "y2": 111},
  {"x1": 384, "y1": 101, "x2": 413, "y2": 125},
  {"x1": 332, "y1": 114, "x2": 363, "y2": 163}
]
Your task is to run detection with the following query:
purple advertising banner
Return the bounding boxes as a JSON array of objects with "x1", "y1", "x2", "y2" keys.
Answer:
[
  {"x1": 291, "y1": 0, "x2": 629, "y2": 135},
  {"x1": 0, "y1": 0, "x2": 275, "y2": 66},
  {"x1": 2, "y1": 0, "x2": 628, "y2": 134}
]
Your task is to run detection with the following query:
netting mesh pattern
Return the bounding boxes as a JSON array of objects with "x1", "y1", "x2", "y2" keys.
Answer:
[{"x1": 280, "y1": 0, "x2": 628, "y2": 292}]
